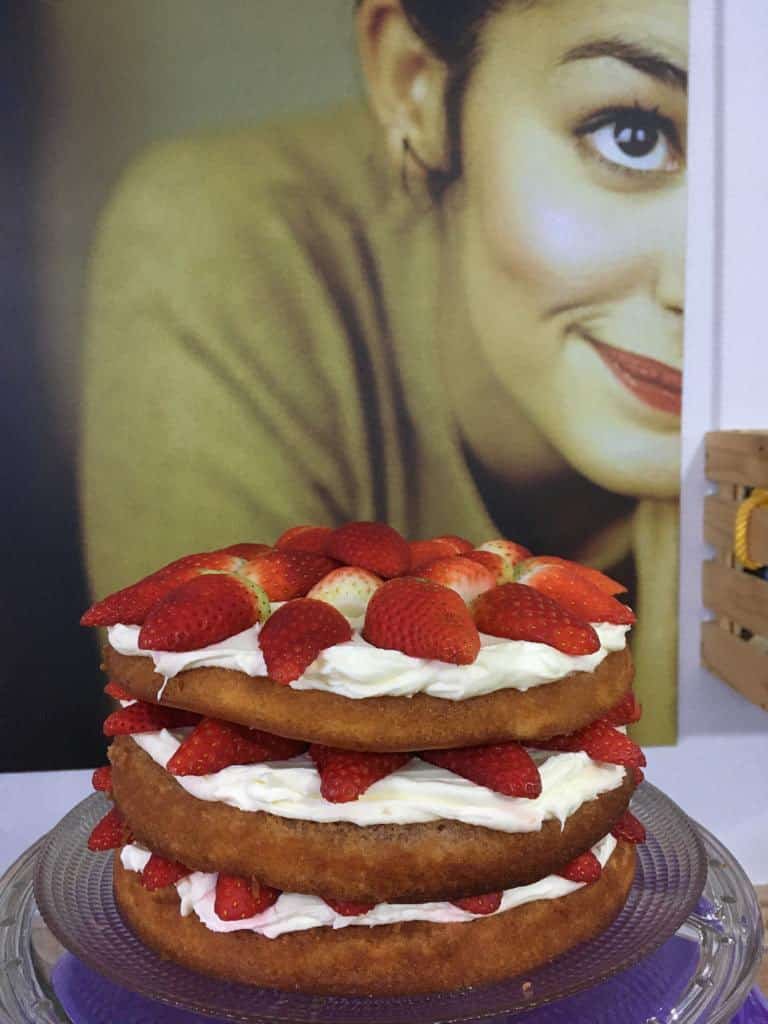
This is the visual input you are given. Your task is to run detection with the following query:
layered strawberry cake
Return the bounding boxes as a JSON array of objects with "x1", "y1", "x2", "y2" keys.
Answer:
[{"x1": 81, "y1": 522, "x2": 647, "y2": 995}]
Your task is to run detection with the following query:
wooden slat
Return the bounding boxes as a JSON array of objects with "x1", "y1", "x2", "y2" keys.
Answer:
[
  {"x1": 702, "y1": 560, "x2": 768, "y2": 636},
  {"x1": 701, "y1": 621, "x2": 768, "y2": 712},
  {"x1": 706, "y1": 430, "x2": 768, "y2": 486},
  {"x1": 703, "y1": 495, "x2": 768, "y2": 564}
]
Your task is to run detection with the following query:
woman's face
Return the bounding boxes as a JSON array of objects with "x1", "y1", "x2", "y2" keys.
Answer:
[{"x1": 453, "y1": 0, "x2": 687, "y2": 497}]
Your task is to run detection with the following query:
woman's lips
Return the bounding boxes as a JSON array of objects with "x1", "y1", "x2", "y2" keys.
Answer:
[{"x1": 587, "y1": 337, "x2": 682, "y2": 417}]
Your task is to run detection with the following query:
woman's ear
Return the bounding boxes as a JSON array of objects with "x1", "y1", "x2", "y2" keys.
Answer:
[{"x1": 357, "y1": 0, "x2": 448, "y2": 173}]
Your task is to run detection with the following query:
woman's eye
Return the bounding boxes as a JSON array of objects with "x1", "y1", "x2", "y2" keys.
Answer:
[{"x1": 579, "y1": 108, "x2": 681, "y2": 174}]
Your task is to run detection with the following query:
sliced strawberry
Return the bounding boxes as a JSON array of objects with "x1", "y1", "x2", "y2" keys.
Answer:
[
  {"x1": 324, "y1": 898, "x2": 376, "y2": 917},
  {"x1": 521, "y1": 555, "x2": 627, "y2": 595},
  {"x1": 307, "y1": 566, "x2": 383, "y2": 620},
  {"x1": 409, "y1": 538, "x2": 459, "y2": 571},
  {"x1": 611, "y1": 811, "x2": 646, "y2": 844},
  {"x1": 518, "y1": 564, "x2": 635, "y2": 625},
  {"x1": 140, "y1": 854, "x2": 190, "y2": 891},
  {"x1": 92, "y1": 766, "x2": 112, "y2": 792},
  {"x1": 103, "y1": 681, "x2": 134, "y2": 701},
  {"x1": 451, "y1": 892, "x2": 502, "y2": 915},
  {"x1": 219, "y1": 542, "x2": 271, "y2": 560},
  {"x1": 103, "y1": 701, "x2": 201, "y2": 736},
  {"x1": 275, "y1": 525, "x2": 333, "y2": 555},
  {"x1": 558, "y1": 851, "x2": 602, "y2": 884},
  {"x1": 416, "y1": 555, "x2": 496, "y2": 603},
  {"x1": 138, "y1": 573, "x2": 270, "y2": 652},
  {"x1": 239, "y1": 550, "x2": 338, "y2": 601},
  {"x1": 363, "y1": 577, "x2": 480, "y2": 664},
  {"x1": 167, "y1": 717, "x2": 306, "y2": 776},
  {"x1": 327, "y1": 521, "x2": 411, "y2": 578},
  {"x1": 87, "y1": 807, "x2": 132, "y2": 851},
  {"x1": 532, "y1": 720, "x2": 646, "y2": 770},
  {"x1": 603, "y1": 692, "x2": 643, "y2": 727},
  {"x1": 476, "y1": 539, "x2": 532, "y2": 582},
  {"x1": 421, "y1": 742, "x2": 542, "y2": 799},
  {"x1": 260, "y1": 599, "x2": 352, "y2": 684},
  {"x1": 472, "y1": 583, "x2": 599, "y2": 655},
  {"x1": 214, "y1": 875, "x2": 280, "y2": 920},
  {"x1": 310, "y1": 745, "x2": 410, "y2": 803},
  {"x1": 80, "y1": 551, "x2": 243, "y2": 627}
]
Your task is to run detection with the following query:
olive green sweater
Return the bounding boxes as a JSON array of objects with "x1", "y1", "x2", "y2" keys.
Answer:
[{"x1": 81, "y1": 104, "x2": 678, "y2": 744}]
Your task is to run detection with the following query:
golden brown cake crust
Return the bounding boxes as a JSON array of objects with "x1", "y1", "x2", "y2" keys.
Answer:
[
  {"x1": 113, "y1": 842, "x2": 636, "y2": 996},
  {"x1": 104, "y1": 645, "x2": 633, "y2": 750},
  {"x1": 110, "y1": 737, "x2": 635, "y2": 902}
]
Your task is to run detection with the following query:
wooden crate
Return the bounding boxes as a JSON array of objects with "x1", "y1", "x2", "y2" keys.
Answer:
[{"x1": 702, "y1": 431, "x2": 768, "y2": 711}]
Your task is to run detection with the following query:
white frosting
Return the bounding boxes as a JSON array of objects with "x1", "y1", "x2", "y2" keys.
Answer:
[
  {"x1": 120, "y1": 833, "x2": 617, "y2": 938},
  {"x1": 132, "y1": 731, "x2": 625, "y2": 832},
  {"x1": 108, "y1": 620, "x2": 628, "y2": 702}
]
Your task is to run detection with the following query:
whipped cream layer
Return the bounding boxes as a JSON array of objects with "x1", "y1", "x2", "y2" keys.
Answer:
[
  {"x1": 131, "y1": 731, "x2": 625, "y2": 832},
  {"x1": 121, "y1": 833, "x2": 617, "y2": 939},
  {"x1": 109, "y1": 619, "x2": 629, "y2": 702}
]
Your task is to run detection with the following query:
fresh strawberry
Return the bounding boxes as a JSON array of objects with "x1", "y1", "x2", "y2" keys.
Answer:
[
  {"x1": 138, "y1": 573, "x2": 270, "y2": 652},
  {"x1": 476, "y1": 539, "x2": 532, "y2": 582},
  {"x1": 103, "y1": 701, "x2": 201, "y2": 736},
  {"x1": 558, "y1": 851, "x2": 602, "y2": 884},
  {"x1": 472, "y1": 583, "x2": 599, "y2": 655},
  {"x1": 421, "y1": 742, "x2": 542, "y2": 799},
  {"x1": 310, "y1": 745, "x2": 410, "y2": 803},
  {"x1": 275, "y1": 525, "x2": 333, "y2": 555},
  {"x1": 324, "y1": 898, "x2": 376, "y2": 916},
  {"x1": 517, "y1": 564, "x2": 635, "y2": 625},
  {"x1": 409, "y1": 538, "x2": 459, "y2": 571},
  {"x1": 167, "y1": 717, "x2": 306, "y2": 776},
  {"x1": 327, "y1": 521, "x2": 411, "y2": 578},
  {"x1": 532, "y1": 720, "x2": 646, "y2": 770},
  {"x1": 92, "y1": 766, "x2": 112, "y2": 792},
  {"x1": 416, "y1": 555, "x2": 496, "y2": 603},
  {"x1": 219, "y1": 542, "x2": 271, "y2": 560},
  {"x1": 260, "y1": 599, "x2": 352, "y2": 684},
  {"x1": 80, "y1": 551, "x2": 243, "y2": 627},
  {"x1": 214, "y1": 875, "x2": 280, "y2": 920},
  {"x1": 451, "y1": 892, "x2": 502, "y2": 915},
  {"x1": 103, "y1": 681, "x2": 134, "y2": 701},
  {"x1": 363, "y1": 578, "x2": 481, "y2": 664},
  {"x1": 433, "y1": 534, "x2": 474, "y2": 554},
  {"x1": 464, "y1": 549, "x2": 506, "y2": 580},
  {"x1": 521, "y1": 555, "x2": 626, "y2": 595},
  {"x1": 603, "y1": 692, "x2": 643, "y2": 727},
  {"x1": 307, "y1": 566, "x2": 383, "y2": 620},
  {"x1": 87, "y1": 807, "x2": 132, "y2": 851},
  {"x1": 140, "y1": 854, "x2": 190, "y2": 891},
  {"x1": 239, "y1": 550, "x2": 338, "y2": 601},
  {"x1": 611, "y1": 811, "x2": 646, "y2": 844}
]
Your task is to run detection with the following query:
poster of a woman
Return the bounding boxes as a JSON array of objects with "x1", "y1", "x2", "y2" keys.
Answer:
[{"x1": 81, "y1": 0, "x2": 687, "y2": 745}]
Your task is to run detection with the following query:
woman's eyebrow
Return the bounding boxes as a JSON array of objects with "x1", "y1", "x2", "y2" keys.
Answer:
[{"x1": 559, "y1": 37, "x2": 688, "y2": 92}]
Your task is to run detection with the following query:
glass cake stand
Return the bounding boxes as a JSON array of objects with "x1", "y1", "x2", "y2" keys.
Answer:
[{"x1": 0, "y1": 785, "x2": 763, "y2": 1024}]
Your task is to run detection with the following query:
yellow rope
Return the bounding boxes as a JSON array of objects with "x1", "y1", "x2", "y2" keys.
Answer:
[{"x1": 733, "y1": 488, "x2": 768, "y2": 570}]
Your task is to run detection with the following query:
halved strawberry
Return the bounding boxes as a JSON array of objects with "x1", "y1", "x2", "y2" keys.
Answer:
[
  {"x1": 532, "y1": 719, "x2": 646, "y2": 770},
  {"x1": 324, "y1": 898, "x2": 376, "y2": 917},
  {"x1": 260, "y1": 598, "x2": 352, "y2": 684},
  {"x1": 103, "y1": 681, "x2": 134, "y2": 702},
  {"x1": 409, "y1": 538, "x2": 459, "y2": 571},
  {"x1": 87, "y1": 807, "x2": 132, "y2": 851},
  {"x1": 103, "y1": 701, "x2": 201, "y2": 737},
  {"x1": 219, "y1": 542, "x2": 271, "y2": 560},
  {"x1": 421, "y1": 742, "x2": 542, "y2": 799},
  {"x1": 307, "y1": 566, "x2": 383, "y2": 620},
  {"x1": 138, "y1": 573, "x2": 270, "y2": 652},
  {"x1": 214, "y1": 875, "x2": 280, "y2": 921},
  {"x1": 92, "y1": 766, "x2": 112, "y2": 793},
  {"x1": 239, "y1": 550, "x2": 338, "y2": 601},
  {"x1": 327, "y1": 521, "x2": 411, "y2": 578},
  {"x1": 80, "y1": 550, "x2": 243, "y2": 627},
  {"x1": 416, "y1": 555, "x2": 496, "y2": 604},
  {"x1": 167, "y1": 717, "x2": 307, "y2": 776},
  {"x1": 275, "y1": 525, "x2": 333, "y2": 555},
  {"x1": 140, "y1": 854, "x2": 190, "y2": 891},
  {"x1": 611, "y1": 811, "x2": 646, "y2": 844},
  {"x1": 472, "y1": 583, "x2": 600, "y2": 655},
  {"x1": 363, "y1": 577, "x2": 480, "y2": 664},
  {"x1": 518, "y1": 564, "x2": 635, "y2": 625},
  {"x1": 476, "y1": 539, "x2": 531, "y2": 582},
  {"x1": 521, "y1": 555, "x2": 627, "y2": 595},
  {"x1": 603, "y1": 692, "x2": 643, "y2": 727},
  {"x1": 451, "y1": 892, "x2": 502, "y2": 915},
  {"x1": 558, "y1": 851, "x2": 602, "y2": 884},
  {"x1": 310, "y1": 745, "x2": 410, "y2": 803}
]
